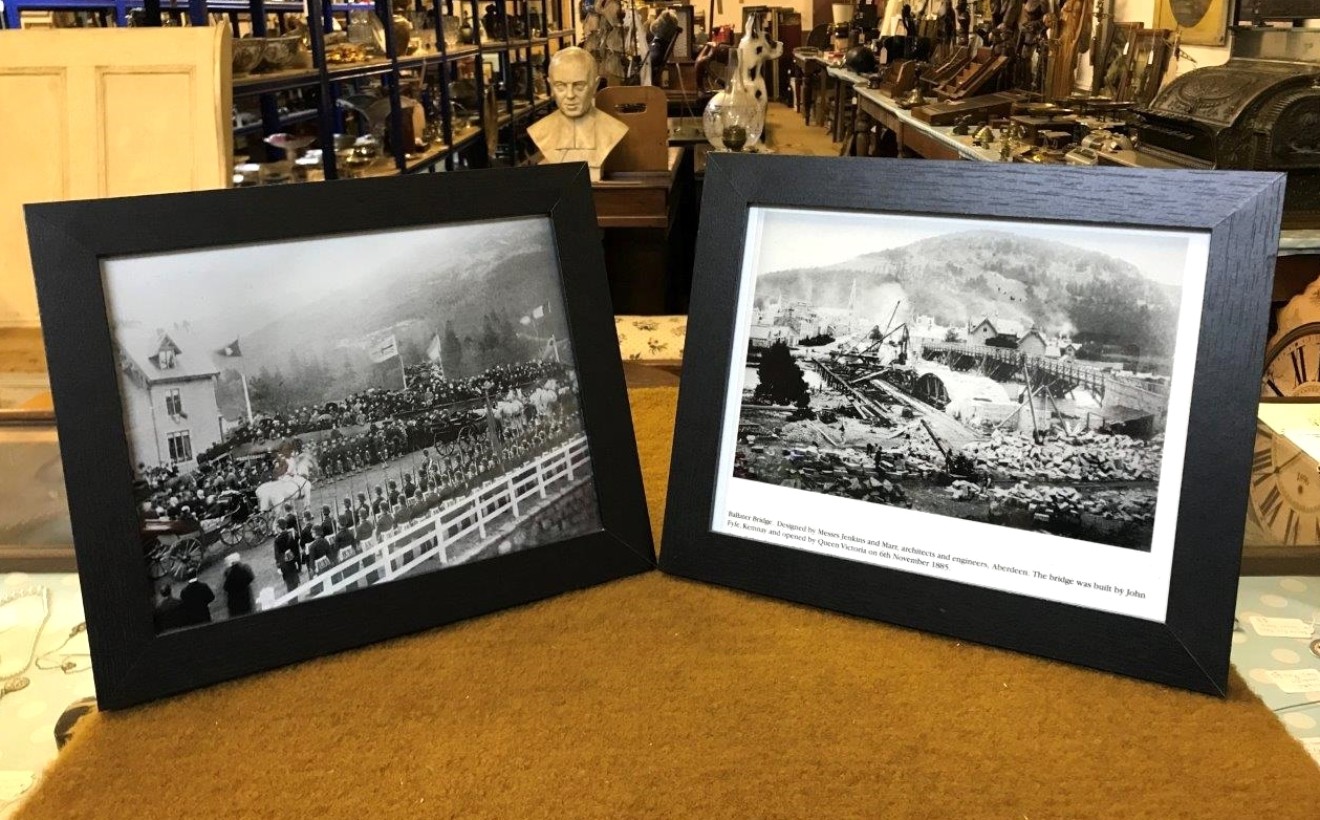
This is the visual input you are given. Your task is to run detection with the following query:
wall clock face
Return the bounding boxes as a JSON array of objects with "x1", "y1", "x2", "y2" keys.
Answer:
[
  {"x1": 1262, "y1": 323, "x2": 1320, "y2": 398},
  {"x1": 1249, "y1": 422, "x2": 1320, "y2": 546}
]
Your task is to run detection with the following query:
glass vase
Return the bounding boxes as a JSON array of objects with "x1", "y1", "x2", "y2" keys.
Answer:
[{"x1": 702, "y1": 54, "x2": 765, "y2": 150}]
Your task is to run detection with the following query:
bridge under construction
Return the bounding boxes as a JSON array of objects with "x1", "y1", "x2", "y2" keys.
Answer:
[{"x1": 917, "y1": 340, "x2": 1170, "y2": 432}]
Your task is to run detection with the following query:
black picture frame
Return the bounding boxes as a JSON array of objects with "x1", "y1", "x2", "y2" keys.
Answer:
[
  {"x1": 660, "y1": 155, "x2": 1285, "y2": 696},
  {"x1": 25, "y1": 164, "x2": 654, "y2": 710}
]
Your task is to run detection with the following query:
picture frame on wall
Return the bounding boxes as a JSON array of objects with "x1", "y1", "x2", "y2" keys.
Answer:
[
  {"x1": 660, "y1": 154, "x2": 1285, "y2": 695},
  {"x1": 25, "y1": 164, "x2": 655, "y2": 709},
  {"x1": 1154, "y1": 0, "x2": 1230, "y2": 46}
]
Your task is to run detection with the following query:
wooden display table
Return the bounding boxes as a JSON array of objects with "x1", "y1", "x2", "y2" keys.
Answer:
[
  {"x1": 855, "y1": 85, "x2": 1001, "y2": 161},
  {"x1": 824, "y1": 64, "x2": 870, "y2": 143},
  {"x1": 592, "y1": 147, "x2": 693, "y2": 314},
  {"x1": 793, "y1": 52, "x2": 827, "y2": 126}
]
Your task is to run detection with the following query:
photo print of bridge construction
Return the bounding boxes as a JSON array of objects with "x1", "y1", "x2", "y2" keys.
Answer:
[
  {"x1": 101, "y1": 218, "x2": 598, "y2": 634},
  {"x1": 728, "y1": 207, "x2": 1201, "y2": 556}
]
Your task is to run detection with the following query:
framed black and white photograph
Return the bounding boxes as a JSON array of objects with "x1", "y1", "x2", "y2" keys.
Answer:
[
  {"x1": 26, "y1": 164, "x2": 653, "y2": 709},
  {"x1": 661, "y1": 155, "x2": 1285, "y2": 694}
]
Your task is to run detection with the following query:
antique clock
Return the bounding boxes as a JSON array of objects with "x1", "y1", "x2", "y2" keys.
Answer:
[
  {"x1": 1247, "y1": 411, "x2": 1320, "y2": 550},
  {"x1": 1262, "y1": 323, "x2": 1320, "y2": 397},
  {"x1": 1246, "y1": 279, "x2": 1320, "y2": 572}
]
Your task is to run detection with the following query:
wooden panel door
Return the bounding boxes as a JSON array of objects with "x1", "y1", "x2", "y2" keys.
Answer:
[{"x1": 0, "y1": 27, "x2": 232, "y2": 327}]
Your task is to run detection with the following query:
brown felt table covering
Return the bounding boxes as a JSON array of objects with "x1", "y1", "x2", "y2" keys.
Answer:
[{"x1": 16, "y1": 386, "x2": 1320, "y2": 818}]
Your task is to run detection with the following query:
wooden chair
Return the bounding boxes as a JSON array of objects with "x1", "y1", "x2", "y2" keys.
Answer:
[{"x1": 595, "y1": 85, "x2": 669, "y2": 174}]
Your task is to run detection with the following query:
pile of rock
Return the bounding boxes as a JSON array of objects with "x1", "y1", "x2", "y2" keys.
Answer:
[
  {"x1": 734, "y1": 444, "x2": 911, "y2": 507},
  {"x1": 988, "y1": 482, "x2": 1156, "y2": 524},
  {"x1": 963, "y1": 429, "x2": 1161, "y2": 483},
  {"x1": 947, "y1": 480, "x2": 984, "y2": 501}
]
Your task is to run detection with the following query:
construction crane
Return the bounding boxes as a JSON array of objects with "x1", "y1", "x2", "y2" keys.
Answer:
[{"x1": 833, "y1": 301, "x2": 910, "y2": 365}]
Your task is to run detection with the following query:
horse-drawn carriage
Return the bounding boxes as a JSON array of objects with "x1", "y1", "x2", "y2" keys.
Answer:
[{"x1": 143, "y1": 490, "x2": 269, "y2": 580}]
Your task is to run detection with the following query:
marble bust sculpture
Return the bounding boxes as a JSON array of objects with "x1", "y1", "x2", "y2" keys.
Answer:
[{"x1": 527, "y1": 47, "x2": 628, "y2": 181}]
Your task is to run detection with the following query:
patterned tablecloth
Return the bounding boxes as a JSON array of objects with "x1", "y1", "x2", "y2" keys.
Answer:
[
  {"x1": 0, "y1": 572, "x2": 95, "y2": 818},
  {"x1": 613, "y1": 315, "x2": 686, "y2": 365},
  {"x1": 1234, "y1": 575, "x2": 1320, "y2": 766}
]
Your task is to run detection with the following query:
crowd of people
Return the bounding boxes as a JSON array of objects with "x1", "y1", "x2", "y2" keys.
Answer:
[
  {"x1": 224, "y1": 360, "x2": 571, "y2": 448},
  {"x1": 139, "y1": 355, "x2": 588, "y2": 628},
  {"x1": 310, "y1": 408, "x2": 482, "y2": 481},
  {"x1": 268, "y1": 404, "x2": 584, "y2": 595},
  {"x1": 135, "y1": 454, "x2": 274, "y2": 526},
  {"x1": 133, "y1": 360, "x2": 576, "y2": 528}
]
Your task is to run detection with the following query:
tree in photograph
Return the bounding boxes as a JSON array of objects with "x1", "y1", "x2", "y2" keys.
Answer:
[
  {"x1": 755, "y1": 341, "x2": 809, "y2": 406},
  {"x1": 943, "y1": 327, "x2": 963, "y2": 343},
  {"x1": 478, "y1": 312, "x2": 502, "y2": 369},
  {"x1": 497, "y1": 311, "x2": 531, "y2": 362},
  {"x1": 441, "y1": 322, "x2": 464, "y2": 380},
  {"x1": 246, "y1": 366, "x2": 282, "y2": 414}
]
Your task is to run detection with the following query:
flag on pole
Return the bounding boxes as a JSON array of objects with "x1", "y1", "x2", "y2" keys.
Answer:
[
  {"x1": 217, "y1": 339, "x2": 243, "y2": 357},
  {"x1": 541, "y1": 336, "x2": 562, "y2": 362},
  {"x1": 368, "y1": 333, "x2": 400, "y2": 364}
]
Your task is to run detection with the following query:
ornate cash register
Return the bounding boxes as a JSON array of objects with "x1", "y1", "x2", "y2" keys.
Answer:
[{"x1": 1126, "y1": 23, "x2": 1320, "y2": 228}]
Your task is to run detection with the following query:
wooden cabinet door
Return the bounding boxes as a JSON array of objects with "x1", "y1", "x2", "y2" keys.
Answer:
[{"x1": 0, "y1": 27, "x2": 232, "y2": 327}]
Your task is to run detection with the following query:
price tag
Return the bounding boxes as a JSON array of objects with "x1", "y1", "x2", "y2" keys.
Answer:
[
  {"x1": 1249, "y1": 616, "x2": 1314, "y2": 638},
  {"x1": 1266, "y1": 668, "x2": 1320, "y2": 694}
]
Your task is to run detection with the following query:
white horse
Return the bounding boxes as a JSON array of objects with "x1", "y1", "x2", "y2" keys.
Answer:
[
  {"x1": 529, "y1": 386, "x2": 557, "y2": 415},
  {"x1": 494, "y1": 398, "x2": 527, "y2": 433},
  {"x1": 255, "y1": 451, "x2": 316, "y2": 513}
]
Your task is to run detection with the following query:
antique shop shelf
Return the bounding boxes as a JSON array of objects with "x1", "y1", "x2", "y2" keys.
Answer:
[
  {"x1": 406, "y1": 142, "x2": 453, "y2": 173},
  {"x1": 404, "y1": 45, "x2": 480, "y2": 70},
  {"x1": 325, "y1": 57, "x2": 395, "y2": 82},
  {"x1": 232, "y1": 67, "x2": 320, "y2": 96},
  {"x1": 202, "y1": 0, "x2": 303, "y2": 9},
  {"x1": 233, "y1": 107, "x2": 318, "y2": 136},
  {"x1": 452, "y1": 124, "x2": 484, "y2": 149},
  {"x1": 441, "y1": 44, "x2": 481, "y2": 60}
]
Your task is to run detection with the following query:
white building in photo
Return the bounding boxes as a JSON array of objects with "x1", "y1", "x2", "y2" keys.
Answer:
[
  {"x1": 969, "y1": 317, "x2": 1025, "y2": 347},
  {"x1": 748, "y1": 323, "x2": 794, "y2": 349},
  {"x1": 1016, "y1": 327, "x2": 1048, "y2": 358},
  {"x1": 116, "y1": 328, "x2": 222, "y2": 471}
]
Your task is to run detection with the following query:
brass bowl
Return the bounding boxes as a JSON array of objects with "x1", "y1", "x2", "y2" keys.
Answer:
[{"x1": 232, "y1": 38, "x2": 265, "y2": 75}]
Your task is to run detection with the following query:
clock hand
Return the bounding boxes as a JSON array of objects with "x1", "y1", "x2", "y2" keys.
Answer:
[{"x1": 1273, "y1": 450, "x2": 1306, "y2": 475}]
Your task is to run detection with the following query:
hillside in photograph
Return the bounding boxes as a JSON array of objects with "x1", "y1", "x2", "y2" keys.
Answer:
[{"x1": 756, "y1": 230, "x2": 1182, "y2": 355}]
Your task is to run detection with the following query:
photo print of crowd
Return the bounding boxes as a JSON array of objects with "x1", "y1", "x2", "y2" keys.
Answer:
[
  {"x1": 102, "y1": 218, "x2": 601, "y2": 633},
  {"x1": 733, "y1": 208, "x2": 1195, "y2": 552}
]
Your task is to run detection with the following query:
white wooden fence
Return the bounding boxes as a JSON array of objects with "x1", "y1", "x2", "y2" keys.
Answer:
[{"x1": 265, "y1": 435, "x2": 591, "y2": 608}]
